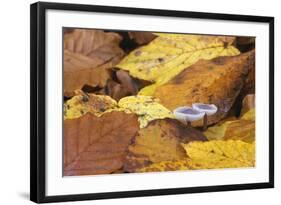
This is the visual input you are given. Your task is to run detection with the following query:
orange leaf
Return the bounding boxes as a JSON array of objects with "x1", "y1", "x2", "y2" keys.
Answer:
[
  {"x1": 124, "y1": 119, "x2": 207, "y2": 172},
  {"x1": 154, "y1": 50, "x2": 255, "y2": 127}
]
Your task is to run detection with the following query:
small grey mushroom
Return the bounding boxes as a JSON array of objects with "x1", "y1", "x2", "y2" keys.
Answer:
[
  {"x1": 173, "y1": 106, "x2": 205, "y2": 126},
  {"x1": 192, "y1": 103, "x2": 218, "y2": 131}
]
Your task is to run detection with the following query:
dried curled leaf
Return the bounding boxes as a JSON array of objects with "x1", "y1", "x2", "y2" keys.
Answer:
[
  {"x1": 64, "y1": 111, "x2": 139, "y2": 176},
  {"x1": 128, "y1": 32, "x2": 157, "y2": 45},
  {"x1": 118, "y1": 95, "x2": 174, "y2": 128},
  {"x1": 139, "y1": 140, "x2": 255, "y2": 172},
  {"x1": 116, "y1": 33, "x2": 239, "y2": 95},
  {"x1": 124, "y1": 119, "x2": 207, "y2": 172},
  {"x1": 204, "y1": 109, "x2": 255, "y2": 143},
  {"x1": 64, "y1": 91, "x2": 118, "y2": 119},
  {"x1": 154, "y1": 50, "x2": 255, "y2": 126},
  {"x1": 182, "y1": 140, "x2": 255, "y2": 169}
]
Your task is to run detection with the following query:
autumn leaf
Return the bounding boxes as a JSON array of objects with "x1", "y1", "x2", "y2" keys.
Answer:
[
  {"x1": 105, "y1": 70, "x2": 139, "y2": 101},
  {"x1": 138, "y1": 140, "x2": 255, "y2": 172},
  {"x1": 64, "y1": 90, "x2": 118, "y2": 119},
  {"x1": 241, "y1": 108, "x2": 255, "y2": 121},
  {"x1": 64, "y1": 50, "x2": 112, "y2": 97},
  {"x1": 182, "y1": 140, "x2": 255, "y2": 169},
  {"x1": 118, "y1": 95, "x2": 174, "y2": 128},
  {"x1": 64, "y1": 29, "x2": 125, "y2": 96},
  {"x1": 124, "y1": 119, "x2": 207, "y2": 172},
  {"x1": 64, "y1": 29, "x2": 124, "y2": 65},
  {"x1": 64, "y1": 93, "x2": 174, "y2": 128},
  {"x1": 64, "y1": 111, "x2": 139, "y2": 176},
  {"x1": 116, "y1": 33, "x2": 240, "y2": 95},
  {"x1": 128, "y1": 32, "x2": 156, "y2": 45},
  {"x1": 240, "y1": 94, "x2": 255, "y2": 116},
  {"x1": 137, "y1": 158, "x2": 195, "y2": 172},
  {"x1": 204, "y1": 109, "x2": 255, "y2": 143},
  {"x1": 154, "y1": 50, "x2": 255, "y2": 127}
]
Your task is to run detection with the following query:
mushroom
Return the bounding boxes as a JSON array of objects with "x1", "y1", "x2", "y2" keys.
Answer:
[
  {"x1": 173, "y1": 106, "x2": 205, "y2": 126},
  {"x1": 192, "y1": 103, "x2": 218, "y2": 131}
]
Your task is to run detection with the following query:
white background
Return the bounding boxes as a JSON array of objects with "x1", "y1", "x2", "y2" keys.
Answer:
[{"x1": 0, "y1": 0, "x2": 279, "y2": 204}]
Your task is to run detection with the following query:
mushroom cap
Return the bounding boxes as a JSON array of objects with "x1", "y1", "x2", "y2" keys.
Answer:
[
  {"x1": 192, "y1": 103, "x2": 218, "y2": 116},
  {"x1": 173, "y1": 106, "x2": 205, "y2": 123}
]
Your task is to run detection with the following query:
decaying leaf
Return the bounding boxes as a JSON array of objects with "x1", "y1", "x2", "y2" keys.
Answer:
[
  {"x1": 116, "y1": 33, "x2": 240, "y2": 95},
  {"x1": 182, "y1": 140, "x2": 255, "y2": 169},
  {"x1": 204, "y1": 109, "x2": 255, "y2": 143},
  {"x1": 154, "y1": 50, "x2": 255, "y2": 126},
  {"x1": 118, "y1": 95, "x2": 174, "y2": 128},
  {"x1": 64, "y1": 91, "x2": 118, "y2": 119},
  {"x1": 64, "y1": 50, "x2": 112, "y2": 97},
  {"x1": 138, "y1": 140, "x2": 255, "y2": 172},
  {"x1": 64, "y1": 29, "x2": 124, "y2": 65},
  {"x1": 124, "y1": 119, "x2": 207, "y2": 172},
  {"x1": 64, "y1": 111, "x2": 139, "y2": 176},
  {"x1": 105, "y1": 70, "x2": 139, "y2": 101}
]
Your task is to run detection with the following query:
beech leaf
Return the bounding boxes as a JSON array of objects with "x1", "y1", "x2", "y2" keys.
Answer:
[
  {"x1": 64, "y1": 28, "x2": 124, "y2": 65},
  {"x1": 64, "y1": 91, "x2": 118, "y2": 119},
  {"x1": 116, "y1": 33, "x2": 240, "y2": 95},
  {"x1": 64, "y1": 111, "x2": 139, "y2": 176},
  {"x1": 118, "y1": 95, "x2": 174, "y2": 128},
  {"x1": 124, "y1": 119, "x2": 207, "y2": 172},
  {"x1": 138, "y1": 140, "x2": 255, "y2": 172},
  {"x1": 64, "y1": 50, "x2": 112, "y2": 97},
  {"x1": 182, "y1": 140, "x2": 255, "y2": 169},
  {"x1": 154, "y1": 50, "x2": 255, "y2": 126},
  {"x1": 64, "y1": 29, "x2": 125, "y2": 96}
]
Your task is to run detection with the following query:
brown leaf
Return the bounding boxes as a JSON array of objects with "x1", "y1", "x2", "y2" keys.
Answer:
[
  {"x1": 105, "y1": 80, "x2": 127, "y2": 101},
  {"x1": 64, "y1": 29, "x2": 124, "y2": 65},
  {"x1": 154, "y1": 50, "x2": 255, "y2": 127},
  {"x1": 64, "y1": 111, "x2": 139, "y2": 176},
  {"x1": 104, "y1": 70, "x2": 139, "y2": 101},
  {"x1": 128, "y1": 32, "x2": 156, "y2": 45},
  {"x1": 64, "y1": 50, "x2": 112, "y2": 97},
  {"x1": 64, "y1": 29, "x2": 125, "y2": 96},
  {"x1": 116, "y1": 70, "x2": 138, "y2": 95},
  {"x1": 124, "y1": 119, "x2": 207, "y2": 172}
]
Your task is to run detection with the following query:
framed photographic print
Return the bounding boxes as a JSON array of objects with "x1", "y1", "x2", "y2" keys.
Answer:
[{"x1": 30, "y1": 1, "x2": 274, "y2": 203}]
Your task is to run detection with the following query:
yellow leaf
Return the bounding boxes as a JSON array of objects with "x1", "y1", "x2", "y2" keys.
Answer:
[
  {"x1": 204, "y1": 109, "x2": 255, "y2": 143},
  {"x1": 203, "y1": 121, "x2": 233, "y2": 141},
  {"x1": 182, "y1": 140, "x2": 255, "y2": 169},
  {"x1": 137, "y1": 158, "x2": 196, "y2": 172},
  {"x1": 118, "y1": 95, "x2": 174, "y2": 128},
  {"x1": 64, "y1": 92, "x2": 175, "y2": 128},
  {"x1": 124, "y1": 119, "x2": 207, "y2": 172},
  {"x1": 64, "y1": 91, "x2": 118, "y2": 119},
  {"x1": 241, "y1": 108, "x2": 255, "y2": 121},
  {"x1": 138, "y1": 140, "x2": 255, "y2": 172},
  {"x1": 116, "y1": 33, "x2": 240, "y2": 95}
]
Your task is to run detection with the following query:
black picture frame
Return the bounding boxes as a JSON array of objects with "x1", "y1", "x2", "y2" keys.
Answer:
[{"x1": 30, "y1": 1, "x2": 274, "y2": 203}]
